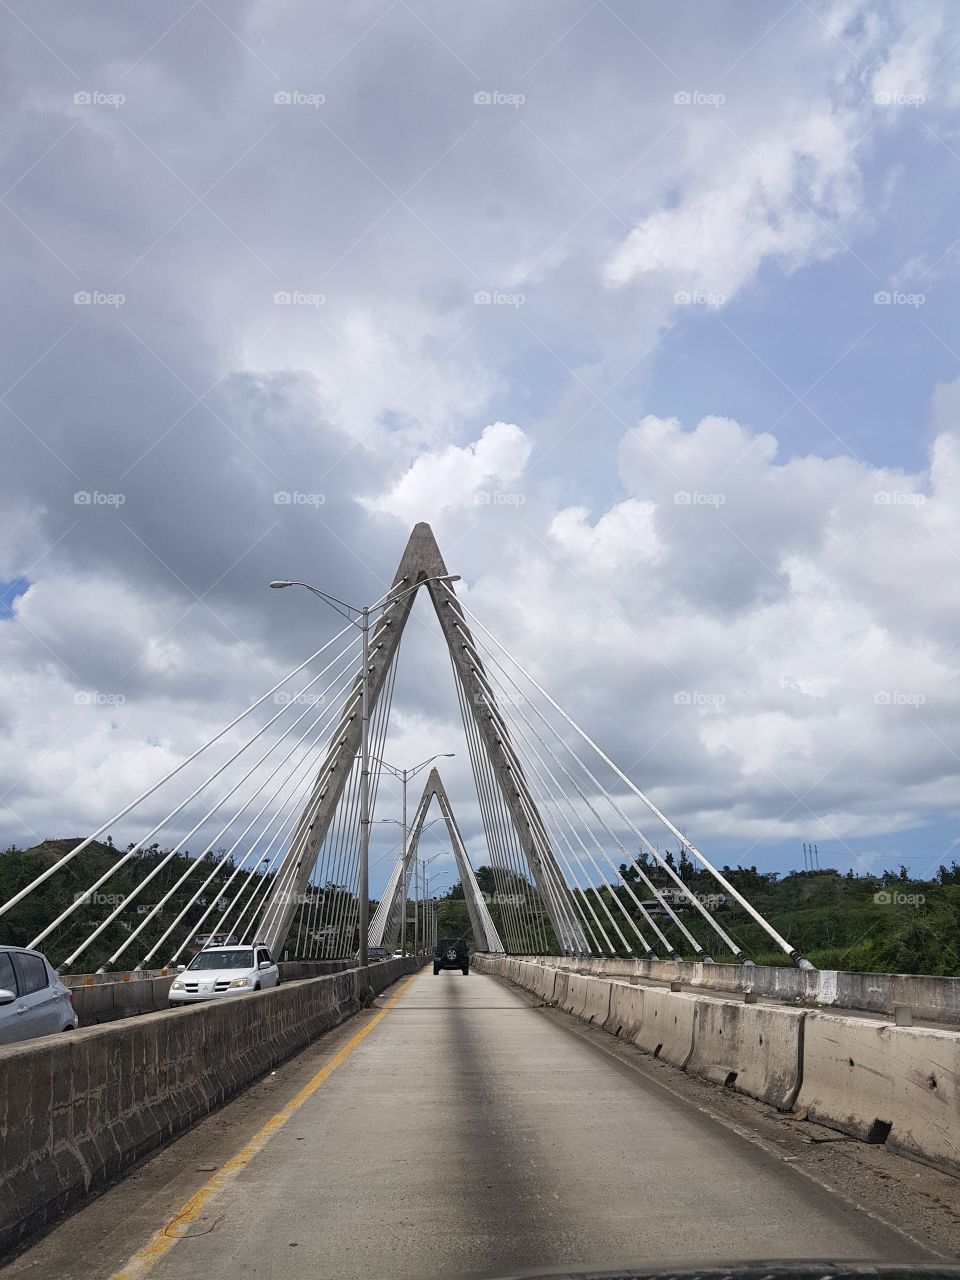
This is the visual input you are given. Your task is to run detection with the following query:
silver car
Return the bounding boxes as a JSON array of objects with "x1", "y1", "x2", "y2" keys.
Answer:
[{"x1": 0, "y1": 945, "x2": 79, "y2": 1046}]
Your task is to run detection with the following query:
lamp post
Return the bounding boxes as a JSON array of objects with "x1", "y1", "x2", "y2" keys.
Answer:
[
  {"x1": 377, "y1": 754, "x2": 454, "y2": 954},
  {"x1": 269, "y1": 574, "x2": 459, "y2": 965},
  {"x1": 375, "y1": 814, "x2": 443, "y2": 950},
  {"x1": 420, "y1": 851, "x2": 447, "y2": 954},
  {"x1": 429, "y1": 874, "x2": 454, "y2": 947}
]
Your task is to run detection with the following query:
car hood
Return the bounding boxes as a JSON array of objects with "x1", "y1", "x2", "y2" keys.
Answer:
[{"x1": 180, "y1": 967, "x2": 253, "y2": 981}]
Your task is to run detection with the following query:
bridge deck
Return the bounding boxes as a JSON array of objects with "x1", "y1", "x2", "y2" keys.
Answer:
[{"x1": 7, "y1": 971, "x2": 935, "y2": 1280}]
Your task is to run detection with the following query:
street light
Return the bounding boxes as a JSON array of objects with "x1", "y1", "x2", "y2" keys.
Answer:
[
  {"x1": 374, "y1": 814, "x2": 444, "y2": 951},
  {"x1": 428, "y1": 873, "x2": 456, "y2": 950},
  {"x1": 269, "y1": 573, "x2": 460, "y2": 965},
  {"x1": 378, "y1": 753, "x2": 454, "y2": 954},
  {"x1": 420, "y1": 851, "x2": 448, "y2": 954}
]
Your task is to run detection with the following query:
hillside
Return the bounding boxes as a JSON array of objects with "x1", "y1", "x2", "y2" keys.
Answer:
[
  {"x1": 440, "y1": 860, "x2": 960, "y2": 975},
  {"x1": 0, "y1": 839, "x2": 281, "y2": 971},
  {"x1": 5, "y1": 839, "x2": 959, "y2": 975}
]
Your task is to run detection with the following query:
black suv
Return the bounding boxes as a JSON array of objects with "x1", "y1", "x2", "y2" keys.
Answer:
[{"x1": 434, "y1": 937, "x2": 469, "y2": 976}]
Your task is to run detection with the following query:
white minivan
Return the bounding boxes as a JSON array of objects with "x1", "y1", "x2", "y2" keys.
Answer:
[
  {"x1": 168, "y1": 943, "x2": 280, "y2": 1006},
  {"x1": 0, "y1": 945, "x2": 79, "y2": 1045}
]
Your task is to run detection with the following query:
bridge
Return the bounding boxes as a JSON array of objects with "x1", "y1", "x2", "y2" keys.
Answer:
[
  {"x1": 0, "y1": 523, "x2": 801, "y2": 974},
  {"x1": 2, "y1": 523, "x2": 959, "y2": 1275}
]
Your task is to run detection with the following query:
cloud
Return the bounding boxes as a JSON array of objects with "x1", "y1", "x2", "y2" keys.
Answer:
[
  {"x1": 2, "y1": 0, "x2": 960, "y2": 889},
  {"x1": 443, "y1": 395, "x2": 960, "y2": 864},
  {"x1": 367, "y1": 422, "x2": 532, "y2": 524}
]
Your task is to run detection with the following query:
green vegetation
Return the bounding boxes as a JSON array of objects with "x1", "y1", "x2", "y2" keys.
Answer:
[
  {"x1": 436, "y1": 865, "x2": 559, "y2": 954},
  {"x1": 0, "y1": 839, "x2": 356, "y2": 972},
  {"x1": 5, "y1": 838, "x2": 959, "y2": 975},
  {"x1": 439, "y1": 856, "x2": 960, "y2": 975}
]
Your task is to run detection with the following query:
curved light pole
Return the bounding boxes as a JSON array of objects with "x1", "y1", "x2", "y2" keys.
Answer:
[
  {"x1": 269, "y1": 574, "x2": 459, "y2": 964},
  {"x1": 378, "y1": 754, "x2": 454, "y2": 954}
]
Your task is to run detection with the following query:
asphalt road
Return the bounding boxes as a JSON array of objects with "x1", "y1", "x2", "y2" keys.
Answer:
[{"x1": 7, "y1": 969, "x2": 931, "y2": 1280}]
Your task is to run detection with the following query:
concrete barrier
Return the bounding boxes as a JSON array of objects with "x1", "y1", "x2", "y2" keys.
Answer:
[
  {"x1": 563, "y1": 973, "x2": 590, "y2": 1019},
  {"x1": 476, "y1": 956, "x2": 960, "y2": 1173},
  {"x1": 0, "y1": 957, "x2": 421, "y2": 1255},
  {"x1": 64, "y1": 960, "x2": 355, "y2": 1026},
  {"x1": 579, "y1": 975, "x2": 611, "y2": 1026},
  {"x1": 551, "y1": 970, "x2": 570, "y2": 1009},
  {"x1": 795, "y1": 1011, "x2": 960, "y2": 1172},
  {"x1": 685, "y1": 998, "x2": 807, "y2": 1110},
  {"x1": 67, "y1": 974, "x2": 174, "y2": 1025},
  {"x1": 633, "y1": 987, "x2": 697, "y2": 1068},
  {"x1": 551, "y1": 956, "x2": 960, "y2": 1026},
  {"x1": 278, "y1": 959, "x2": 351, "y2": 981},
  {"x1": 534, "y1": 965, "x2": 557, "y2": 1003},
  {"x1": 604, "y1": 981, "x2": 644, "y2": 1038}
]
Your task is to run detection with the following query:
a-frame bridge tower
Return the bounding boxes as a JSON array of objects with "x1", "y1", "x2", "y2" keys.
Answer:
[{"x1": 259, "y1": 523, "x2": 588, "y2": 955}]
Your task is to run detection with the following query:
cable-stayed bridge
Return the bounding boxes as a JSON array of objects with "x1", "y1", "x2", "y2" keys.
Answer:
[
  {"x1": 3, "y1": 523, "x2": 960, "y2": 1277},
  {"x1": 0, "y1": 522, "x2": 801, "y2": 973}
]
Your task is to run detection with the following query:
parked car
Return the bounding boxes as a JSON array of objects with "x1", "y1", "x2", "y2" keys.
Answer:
[
  {"x1": 434, "y1": 937, "x2": 469, "y2": 976},
  {"x1": 168, "y1": 943, "x2": 280, "y2": 1007},
  {"x1": 0, "y1": 945, "x2": 78, "y2": 1045}
]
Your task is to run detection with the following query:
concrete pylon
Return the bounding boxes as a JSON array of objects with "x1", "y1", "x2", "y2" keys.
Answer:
[
  {"x1": 258, "y1": 522, "x2": 587, "y2": 955},
  {"x1": 370, "y1": 768, "x2": 504, "y2": 953}
]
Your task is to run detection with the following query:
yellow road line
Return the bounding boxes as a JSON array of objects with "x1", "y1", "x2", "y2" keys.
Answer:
[{"x1": 111, "y1": 973, "x2": 420, "y2": 1280}]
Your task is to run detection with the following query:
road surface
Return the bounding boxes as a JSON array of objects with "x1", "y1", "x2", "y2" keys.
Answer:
[{"x1": 7, "y1": 969, "x2": 932, "y2": 1280}]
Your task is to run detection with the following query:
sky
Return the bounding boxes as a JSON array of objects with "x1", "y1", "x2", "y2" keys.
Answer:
[{"x1": 3, "y1": 0, "x2": 960, "y2": 900}]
